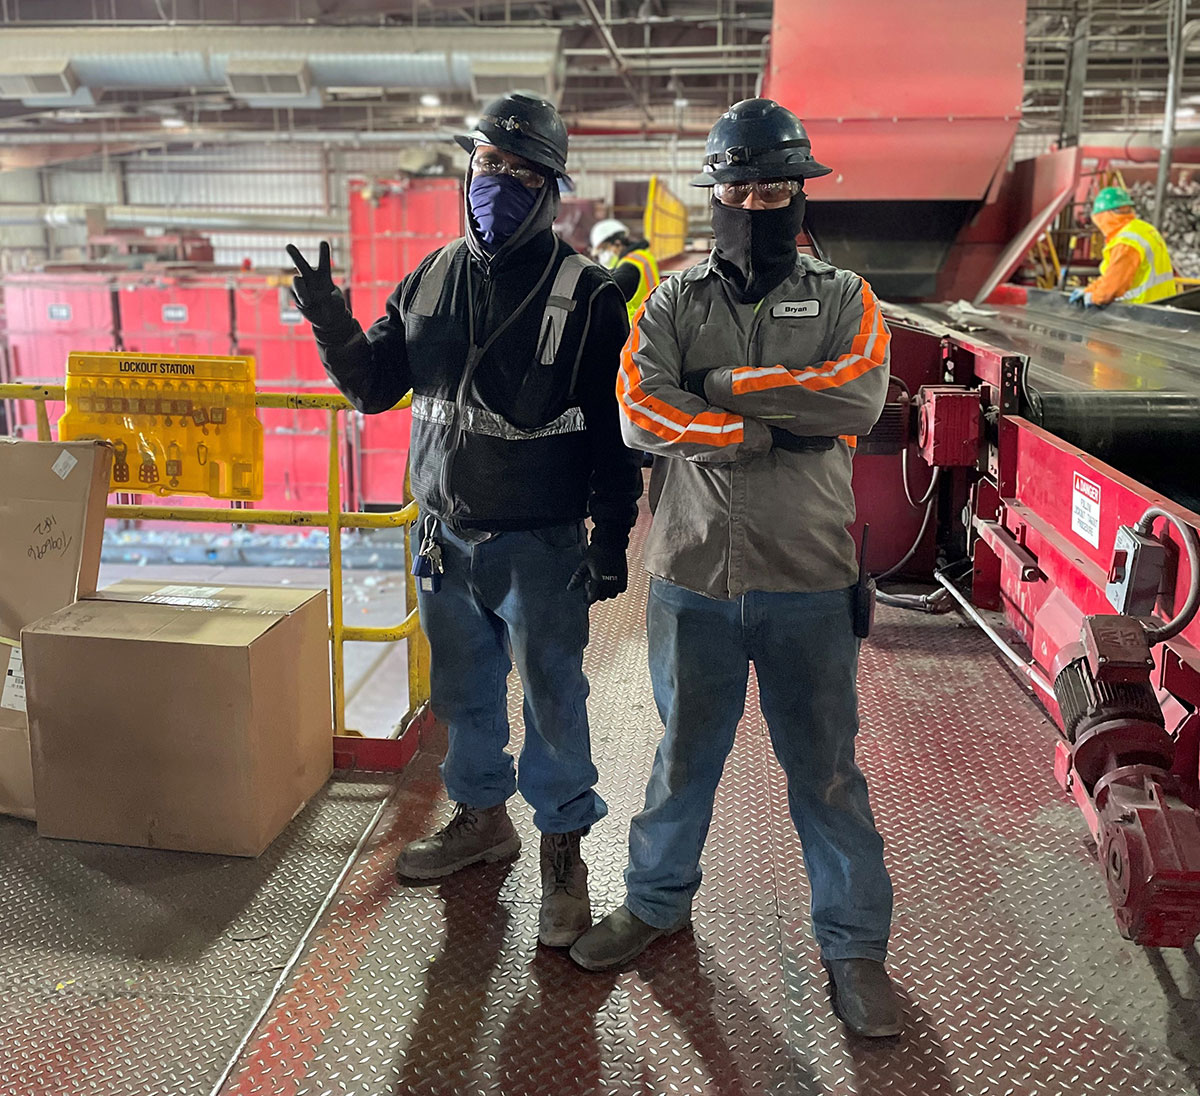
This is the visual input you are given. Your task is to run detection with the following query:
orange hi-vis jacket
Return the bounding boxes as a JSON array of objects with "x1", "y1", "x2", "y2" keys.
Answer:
[{"x1": 1087, "y1": 210, "x2": 1176, "y2": 305}]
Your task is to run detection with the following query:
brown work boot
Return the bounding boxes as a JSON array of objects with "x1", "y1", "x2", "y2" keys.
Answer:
[
  {"x1": 394, "y1": 802, "x2": 521, "y2": 881},
  {"x1": 823, "y1": 958, "x2": 902, "y2": 1038},
  {"x1": 538, "y1": 829, "x2": 591, "y2": 947}
]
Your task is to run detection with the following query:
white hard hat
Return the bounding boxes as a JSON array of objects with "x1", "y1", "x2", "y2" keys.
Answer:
[{"x1": 589, "y1": 218, "x2": 630, "y2": 250}]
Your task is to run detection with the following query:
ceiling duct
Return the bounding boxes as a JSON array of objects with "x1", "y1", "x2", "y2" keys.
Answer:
[
  {"x1": 0, "y1": 26, "x2": 560, "y2": 110},
  {"x1": 470, "y1": 59, "x2": 560, "y2": 103},
  {"x1": 0, "y1": 60, "x2": 90, "y2": 103},
  {"x1": 224, "y1": 58, "x2": 322, "y2": 109}
]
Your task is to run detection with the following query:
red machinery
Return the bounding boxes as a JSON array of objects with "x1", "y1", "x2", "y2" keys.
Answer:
[
  {"x1": 117, "y1": 267, "x2": 236, "y2": 358},
  {"x1": 763, "y1": 0, "x2": 1027, "y2": 301},
  {"x1": 865, "y1": 293, "x2": 1200, "y2": 948},
  {"x1": 763, "y1": 0, "x2": 1200, "y2": 946}
]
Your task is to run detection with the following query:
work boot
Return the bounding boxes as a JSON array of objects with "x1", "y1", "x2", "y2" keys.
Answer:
[
  {"x1": 394, "y1": 802, "x2": 521, "y2": 881},
  {"x1": 538, "y1": 829, "x2": 591, "y2": 947},
  {"x1": 569, "y1": 903, "x2": 690, "y2": 971},
  {"x1": 823, "y1": 958, "x2": 902, "y2": 1038}
]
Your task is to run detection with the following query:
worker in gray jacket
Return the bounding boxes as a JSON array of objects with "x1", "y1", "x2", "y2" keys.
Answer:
[{"x1": 569, "y1": 99, "x2": 901, "y2": 1038}]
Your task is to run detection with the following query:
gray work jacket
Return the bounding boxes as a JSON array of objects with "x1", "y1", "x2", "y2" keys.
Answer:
[{"x1": 617, "y1": 252, "x2": 890, "y2": 599}]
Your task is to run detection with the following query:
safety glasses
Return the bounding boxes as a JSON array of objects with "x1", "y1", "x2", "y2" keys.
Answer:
[
  {"x1": 472, "y1": 152, "x2": 546, "y2": 189},
  {"x1": 714, "y1": 179, "x2": 802, "y2": 206}
]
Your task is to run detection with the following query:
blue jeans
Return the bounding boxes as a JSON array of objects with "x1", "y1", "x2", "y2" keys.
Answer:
[
  {"x1": 625, "y1": 578, "x2": 893, "y2": 961},
  {"x1": 415, "y1": 518, "x2": 607, "y2": 834}
]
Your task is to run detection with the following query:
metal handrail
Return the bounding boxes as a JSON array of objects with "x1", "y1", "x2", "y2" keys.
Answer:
[{"x1": 0, "y1": 381, "x2": 429, "y2": 742}]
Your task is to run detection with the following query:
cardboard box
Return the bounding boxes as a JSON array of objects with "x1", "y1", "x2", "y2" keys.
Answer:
[
  {"x1": 24, "y1": 580, "x2": 333, "y2": 856},
  {"x1": 0, "y1": 439, "x2": 112, "y2": 820}
]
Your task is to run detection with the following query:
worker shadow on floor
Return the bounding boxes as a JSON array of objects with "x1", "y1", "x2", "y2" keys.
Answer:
[
  {"x1": 1145, "y1": 945, "x2": 1200, "y2": 1088},
  {"x1": 834, "y1": 986, "x2": 958, "y2": 1096},
  {"x1": 634, "y1": 931, "x2": 825, "y2": 1096},
  {"x1": 391, "y1": 859, "x2": 518, "y2": 1094},
  {"x1": 388, "y1": 858, "x2": 823, "y2": 1096},
  {"x1": 488, "y1": 926, "x2": 823, "y2": 1096}
]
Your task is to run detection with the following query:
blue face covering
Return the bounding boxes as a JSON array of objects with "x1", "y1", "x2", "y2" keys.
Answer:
[{"x1": 469, "y1": 173, "x2": 539, "y2": 248}]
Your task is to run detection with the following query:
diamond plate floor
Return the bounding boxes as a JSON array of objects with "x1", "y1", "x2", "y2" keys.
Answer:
[
  {"x1": 0, "y1": 774, "x2": 400, "y2": 1096},
  {"x1": 214, "y1": 503, "x2": 1200, "y2": 1096},
  {"x1": 6, "y1": 499, "x2": 1200, "y2": 1095}
]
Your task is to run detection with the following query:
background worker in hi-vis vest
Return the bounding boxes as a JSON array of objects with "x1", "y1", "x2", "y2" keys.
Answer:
[
  {"x1": 589, "y1": 219, "x2": 661, "y2": 322},
  {"x1": 1070, "y1": 186, "x2": 1177, "y2": 308}
]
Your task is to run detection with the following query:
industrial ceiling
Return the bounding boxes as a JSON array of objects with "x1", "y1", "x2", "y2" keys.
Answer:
[{"x1": 0, "y1": 0, "x2": 1196, "y2": 170}]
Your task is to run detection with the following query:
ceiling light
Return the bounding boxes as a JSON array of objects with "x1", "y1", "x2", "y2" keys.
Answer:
[
  {"x1": 674, "y1": 97, "x2": 689, "y2": 109},
  {"x1": 1177, "y1": 106, "x2": 1197, "y2": 118},
  {"x1": 464, "y1": 113, "x2": 480, "y2": 130},
  {"x1": 161, "y1": 116, "x2": 187, "y2": 128},
  {"x1": 420, "y1": 93, "x2": 441, "y2": 108}
]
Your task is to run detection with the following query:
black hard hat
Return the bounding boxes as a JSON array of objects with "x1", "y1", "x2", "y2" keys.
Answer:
[
  {"x1": 456, "y1": 91, "x2": 570, "y2": 179},
  {"x1": 692, "y1": 98, "x2": 832, "y2": 187}
]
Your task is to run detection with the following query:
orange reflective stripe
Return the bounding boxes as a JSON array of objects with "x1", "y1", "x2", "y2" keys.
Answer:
[
  {"x1": 623, "y1": 253, "x2": 648, "y2": 280},
  {"x1": 620, "y1": 250, "x2": 661, "y2": 291},
  {"x1": 618, "y1": 296, "x2": 747, "y2": 447},
  {"x1": 728, "y1": 280, "x2": 889, "y2": 395}
]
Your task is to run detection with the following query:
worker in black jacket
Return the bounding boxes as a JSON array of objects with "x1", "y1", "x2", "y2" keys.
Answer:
[{"x1": 286, "y1": 91, "x2": 641, "y2": 949}]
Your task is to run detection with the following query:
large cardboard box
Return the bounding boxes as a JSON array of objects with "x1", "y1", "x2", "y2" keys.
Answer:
[
  {"x1": 23, "y1": 580, "x2": 333, "y2": 856},
  {"x1": 0, "y1": 439, "x2": 112, "y2": 819}
]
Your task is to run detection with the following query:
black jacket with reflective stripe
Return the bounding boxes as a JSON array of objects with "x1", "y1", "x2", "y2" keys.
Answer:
[{"x1": 310, "y1": 227, "x2": 641, "y2": 542}]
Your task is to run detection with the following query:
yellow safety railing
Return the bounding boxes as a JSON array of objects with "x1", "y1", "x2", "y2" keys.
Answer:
[{"x1": 0, "y1": 382, "x2": 430, "y2": 742}]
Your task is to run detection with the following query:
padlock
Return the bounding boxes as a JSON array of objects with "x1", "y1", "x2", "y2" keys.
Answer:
[{"x1": 411, "y1": 551, "x2": 442, "y2": 594}]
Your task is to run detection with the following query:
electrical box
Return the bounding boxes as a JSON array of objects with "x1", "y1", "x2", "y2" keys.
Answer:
[
  {"x1": 58, "y1": 351, "x2": 263, "y2": 500},
  {"x1": 916, "y1": 386, "x2": 982, "y2": 467},
  {"x1": 1082, "y1": 614, "x2": 1156, "y2": 685},
  {"x1": 1106, "y1": 524, "x2": 1167, "y2": 618}
]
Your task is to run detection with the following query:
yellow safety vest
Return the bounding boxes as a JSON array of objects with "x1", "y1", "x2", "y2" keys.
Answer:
[
  {"x1": 1102, "y1": 217, "x2": 1176, "y2": 304},
  {"x1": 616, "y1": 248, "x2": 661, "y2": 324}
]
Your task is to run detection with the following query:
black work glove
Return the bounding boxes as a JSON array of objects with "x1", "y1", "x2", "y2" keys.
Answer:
[
  {"x1": 567, "y1": 536, "x2": 628, "y2": 605},
  {"x1": 286, "y1": 241, "x2": 350, "y2": 331},
  {"x1": 680, "y1": 368, "x2": 714, "y2": 399},
  {"x1": 769, "y1": 426, "x2": 837, "y2": 452}
]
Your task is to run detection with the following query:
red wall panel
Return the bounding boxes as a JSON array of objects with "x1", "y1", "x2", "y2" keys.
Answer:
[
  {"x1": 2, "y1": 271, "x2": 117, "y2": 439},
  {"x1": 348, "y1": 177, "x2": 463, "y2": 507}
]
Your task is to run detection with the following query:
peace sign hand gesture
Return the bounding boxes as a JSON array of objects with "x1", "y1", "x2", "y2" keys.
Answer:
[{"x1": 285, "y1": 241, "x2": 347, "y2": 330}]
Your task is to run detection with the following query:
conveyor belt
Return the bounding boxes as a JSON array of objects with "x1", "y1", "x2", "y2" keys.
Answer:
[
  {"x1": 895, "y1": 291, "x2": 1200, "y2": 508},
  {"x1": 915, "y1": 290, "x2": 1200, "y2": 396}
]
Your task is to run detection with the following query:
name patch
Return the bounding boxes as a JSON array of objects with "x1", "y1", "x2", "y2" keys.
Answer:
[{"x1": 771, "y1": 300, "x2": 820, "y2": 319}]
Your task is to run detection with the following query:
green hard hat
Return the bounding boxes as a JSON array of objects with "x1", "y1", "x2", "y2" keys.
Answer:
[{"x1": 1092, "y1": 185, "x2": 1134, "y2": 215}]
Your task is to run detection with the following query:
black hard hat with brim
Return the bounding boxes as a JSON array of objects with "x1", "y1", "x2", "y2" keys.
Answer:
[
  {"x1": 692, "y1": 97, "x2": 833, "y2": 187},
  {"x1": 456, "y1": 91, "x2": 572, "y2": 185}
]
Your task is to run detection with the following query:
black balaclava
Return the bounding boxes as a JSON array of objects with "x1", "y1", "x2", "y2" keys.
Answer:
[{"x1": 710, "y1": 191, "x2": 806, "y2": 304}]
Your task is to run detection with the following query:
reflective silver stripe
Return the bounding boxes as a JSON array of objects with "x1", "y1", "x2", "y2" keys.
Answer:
[
  {"x1": 1114, "y1": 225, "x2": 1153, "y2": 258},
  {"x1": 412, "y1": 393, "x2": 586, "y2": 440},
  {"x1": 537, "y1": 253, "x2": 589, "y2": 365},
  {"x1": 409, "y1": 238, "x2": 465, "y2": 317}
]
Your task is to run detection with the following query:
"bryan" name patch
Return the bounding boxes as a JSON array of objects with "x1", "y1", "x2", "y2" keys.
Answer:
[{"x1": 771, "y1": 300, "x2": 820, "y2": 319}]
